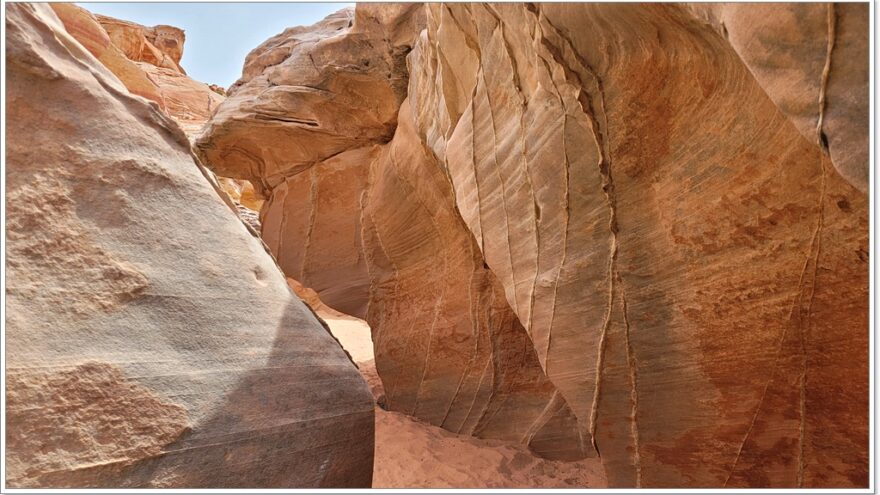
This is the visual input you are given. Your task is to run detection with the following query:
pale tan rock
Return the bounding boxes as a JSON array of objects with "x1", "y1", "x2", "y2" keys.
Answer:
[
  {"x1": 196, "y1": 4, "x2": 425, "y2": 315},
  {"x1": 5, "y1": 3, "x2": 373, "y2": 488},
  {"x1": 195, "y1": 4, "x2": 423, "y2": 193},
  {"x1": 686, "y1": 3, "x2": 869, "y2": 191},
  {"x1": 197, "y1": 5, "x2": 587, "y2": 461},
  {"x1": 138, "y1": 62, "x2": 223, "y2": 125},
  {"x1": 362, "y1": 101, "x2": 587, "y2": 460},
  {"x1": 260, "y1": 146, "x2": 374, "y2": 318},
  {"x1": 407, "y1": 3, "x2": 867, "y2": 487}
]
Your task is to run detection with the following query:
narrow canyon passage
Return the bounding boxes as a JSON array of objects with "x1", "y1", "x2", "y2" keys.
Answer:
[
  {"x1": 290, "y1": 279, "x2": 606, "y2": 488},
  {"x1": 5, "y1": 2, "x2": 869, "y2": 490}
]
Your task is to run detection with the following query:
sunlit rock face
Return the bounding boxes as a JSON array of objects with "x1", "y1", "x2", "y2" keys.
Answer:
[
  {"x1": 199, "y1": 2, "x2": 867, "y2": 488},
  {"x1": 5, "y1": 3, "x2": 374, "y2": 488},
  {"x1": 196, "y1": 3, "x2": 588, "y2": 461},
  {"x1": 195, "y1": 4, "x2": 425, "y2": 318},
  {"x1": 50, "y1": 3, "x2": 224, "y2": 130},
  {"x1": 362, "y1": 101, "x2": 589, "y2": 461},
  {"x1": 95, "y1": 13, "x2": 186, "y2": 73}
]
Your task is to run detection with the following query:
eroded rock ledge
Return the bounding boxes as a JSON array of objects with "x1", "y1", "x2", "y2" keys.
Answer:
[{"x1": 196, "y1": 2, "x2": 868, "y2": 488}]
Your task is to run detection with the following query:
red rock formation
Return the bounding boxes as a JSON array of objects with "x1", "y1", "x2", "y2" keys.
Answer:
[
  {"x1": 95, "y1": 13, "x2": 186, "y2": 73},
  {"x1": 5, "y1": 3, "x2": 374, "y2": 488},
  {"x1": 47, "y1": 3, "x2": 165, "y2": 105},
  {"x1": 196, "y1": 4, "x2": 588, "y2": 460},
  {"x1": 687, "y1": 3, "x2": 869, "y2": 192},
  {"x1": 198, "y1": 2, "x2": 868, "y2": 488},
  {"x1": 363, "y1": 101, "x2": 587, "y2": 460},
  {"x1": 50, "y1": 3, "x2": 223, "y2": 130},
  {"x1": 407, "y1": 3, "x2": 867, "y2": 487}
]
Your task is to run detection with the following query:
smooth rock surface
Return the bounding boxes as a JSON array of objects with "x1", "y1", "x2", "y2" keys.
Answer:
[
  {"x1": 686, "y1": 3, "x2": 869, "y2": 191},
  {"x1": 95, "y1": 13, "x2": 185, "y2": 73},
  {"x1": 362, "y1": 101, "x2": 587, "y2": 460},
  {"x1": 689, "y1": 3, "x2": 870, "y2": 192},
  {"x1": 5, "y1": 3, "x2": 374, "y2": 488},
  {"x1": 48, "y1": 3, "x2": 165, "y2": 105},
  {"x1": 197, "y1": 5, "x2": 587, "y2": 460}
]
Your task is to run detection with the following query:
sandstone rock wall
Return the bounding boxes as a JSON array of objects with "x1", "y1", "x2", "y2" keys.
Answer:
[
  {"x1": 362, "y1": 101, "x2": 587, "y2": 460},
  {"x1": 50, "y1": 3, "x2": 223, "y2": 129},
  {"x1": 406, "y1": 3, "x2": 868, "y2": 487},
  {"x1": 196, "y1": 2, "x2": 587, "y2": 460},
  {"x1": 5, "y1": 3, "x2": 374, "y2": 487},
  {"x1": 96, "y1": 13, "x2": 186, "y2": 73},
  {"x1": 196, "y1": 4, "x2": 425, "y2": 317},
  {"x1": 686, "y1": 3, "x2": 869, "y2": 191},
  {"x1": 196, "y1": 2, "x2": 867, "y2": 488}
]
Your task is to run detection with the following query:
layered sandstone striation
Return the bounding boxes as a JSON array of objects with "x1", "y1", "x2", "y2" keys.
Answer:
[
  {"x1": 6, "y1": 3, "x2": 374, "y2": 488},
  {"x1": 406, "y1": 4, "x2": 867, "y2": 487},
  {"x1": 197, "y1": 2, "x2": 868, "y2": 487},
  {"x1": 196, "y1": 3, "x2": 590, "y2": 461}
]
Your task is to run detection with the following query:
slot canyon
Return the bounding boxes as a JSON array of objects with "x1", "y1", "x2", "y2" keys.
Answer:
[{"x1": 4, "y1": 2, "x2": 869, "y2": 489}]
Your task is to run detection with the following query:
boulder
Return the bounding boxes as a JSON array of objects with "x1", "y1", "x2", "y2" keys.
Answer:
[{"x1": 5, "y1": 3, "x2": 374, "y2": 488}]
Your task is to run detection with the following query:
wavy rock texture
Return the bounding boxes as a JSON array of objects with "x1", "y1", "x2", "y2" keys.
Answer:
[
  {"x1": 197, "y1": 2, "x2": 868, "y2": 488},
  {"x1": 363, "y1": 101, "x2": 587, "y2": 460},
  {"x1": 50, "y1": 3, "x2": 223, "y2": 130},
  {"x1": 196, "y1": 3, "x2": 587, "y2": 461},
  {"x1": 5, "y1": 3, "x2": 373, "y2": 488},
  {"x1": 408, "y1": 3, "x2": 867, "y2": 487},
  {"x1": 686, "y1": 3, "x2": 869, "y2": 192},
  {"x1": 196, "y1": 4, "x2": 424, "y2": 317}
]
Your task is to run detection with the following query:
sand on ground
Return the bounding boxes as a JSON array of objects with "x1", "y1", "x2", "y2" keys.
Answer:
[{"x1": 310, "y1": 303, "x2": 607, "y2": 489}]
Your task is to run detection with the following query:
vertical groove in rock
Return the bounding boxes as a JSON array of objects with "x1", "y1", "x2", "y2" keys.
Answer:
[
  {"x1": 481, "y1": 68, "x2": 521, "y2": 317},
  {"x1": 815, "y1": 3, "x2": 836, "y2": 152},
  {"x1": 620, "y1": 279, "x2": 642, "y2": 487},
  {"x1": 797, "y1": 157, "x2": 828, "y2": 487},
  {"x1": 301, "y1": 167, "x2": 319, "y2": 281}
]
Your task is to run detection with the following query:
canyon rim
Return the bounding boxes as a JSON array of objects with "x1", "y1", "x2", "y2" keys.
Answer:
[{"x1": 3, "y1": 1, "x2": 871, "y2": 490}]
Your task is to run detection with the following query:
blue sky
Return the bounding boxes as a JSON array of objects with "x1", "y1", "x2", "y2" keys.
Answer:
[{"x1": 79, "y1": 3, "x2": 351, "y2": 87}]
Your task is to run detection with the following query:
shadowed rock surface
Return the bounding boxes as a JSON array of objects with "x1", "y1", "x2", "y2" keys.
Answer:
[
  {"x1": 687, "y1": 3, "x2": 869, "y2": 192},
  {"x1": 5, "y1": 3, "x2": 374, "y2": 488}
]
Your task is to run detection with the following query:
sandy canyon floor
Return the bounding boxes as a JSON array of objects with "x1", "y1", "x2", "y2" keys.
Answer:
[{"x1": 316, "y1": 310, "x2": 606, "y2": 488}]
